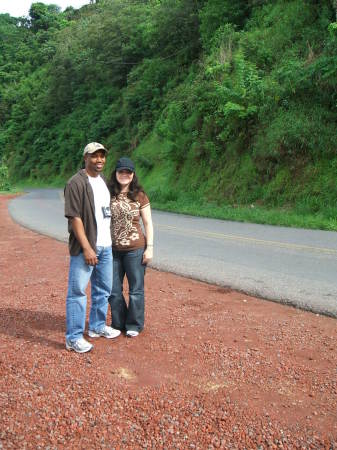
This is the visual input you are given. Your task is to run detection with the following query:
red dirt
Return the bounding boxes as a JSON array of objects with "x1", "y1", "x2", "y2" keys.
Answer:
[{"x1": 0, "y1": 194, "x2": 336, "y2": 449}]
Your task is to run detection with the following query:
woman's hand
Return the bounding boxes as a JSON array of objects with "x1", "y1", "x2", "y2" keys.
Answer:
[
  {"x1": 142, "y1": 247, "x2": 153, "y2": 265},
  {"x1": 140, "y1": 204, "x2": 154, "y2": 265}
]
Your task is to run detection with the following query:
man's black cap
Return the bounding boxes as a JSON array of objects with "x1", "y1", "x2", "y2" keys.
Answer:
[{"x1": 115, "y1": 157, "x2": 135, "y2": 172}]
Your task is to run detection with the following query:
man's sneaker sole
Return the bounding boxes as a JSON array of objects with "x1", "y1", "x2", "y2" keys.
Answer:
[{"x1": 65, "y1": 342, "x2": 93, "y2": 353}]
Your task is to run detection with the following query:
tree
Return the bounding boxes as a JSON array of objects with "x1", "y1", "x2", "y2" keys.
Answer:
[{"x1": 28, "y1": 2, "x2": 62, "y2": 32}]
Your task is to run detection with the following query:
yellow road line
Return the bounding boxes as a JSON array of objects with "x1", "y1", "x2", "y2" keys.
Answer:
[{"x1": 155, "y1": 223, "x2": 337, "y2": 255}]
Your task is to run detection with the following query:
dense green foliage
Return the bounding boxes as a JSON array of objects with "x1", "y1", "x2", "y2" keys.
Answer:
[
  {"x1": 0, "y1": 0, "x2": 336, "y2": 227},
  {"x1": 0, "y1": 163, "x2": 11, "y2": 191}
]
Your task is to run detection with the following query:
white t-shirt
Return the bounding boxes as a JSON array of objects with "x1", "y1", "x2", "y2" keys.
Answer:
[{"x1": 88, "y1": 175, "x2": 112, "y2": 247}]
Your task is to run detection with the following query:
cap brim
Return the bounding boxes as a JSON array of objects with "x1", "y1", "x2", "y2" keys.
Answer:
[
  {"x1": 85, "y1": 148, "x2": 107, "y2": 155},
  {"x1": 117, "y1": 166, "x2": 134, "y2": 171}
]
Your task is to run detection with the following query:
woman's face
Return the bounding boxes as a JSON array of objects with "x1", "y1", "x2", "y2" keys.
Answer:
[{"x1": 116, "y1": 169, "x2": 134, "y2": 189}]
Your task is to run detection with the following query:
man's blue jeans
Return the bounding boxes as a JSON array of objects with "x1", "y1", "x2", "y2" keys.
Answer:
[
  {"x1": 66, "y1": 246, "x2": 113, "y2": 342},
  {"x1": 109, "y1": 248, "x2": 145, "y2": 333}
]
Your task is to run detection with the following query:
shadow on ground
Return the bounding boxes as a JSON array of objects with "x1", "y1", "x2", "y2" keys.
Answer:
[{"x1": 0, "y1": 308, "x2": 64, "y2": 350}]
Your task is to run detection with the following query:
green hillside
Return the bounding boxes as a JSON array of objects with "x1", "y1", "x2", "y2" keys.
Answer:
[{"x1": 0, "y1": 0, "x2": 337, "y2": 229}]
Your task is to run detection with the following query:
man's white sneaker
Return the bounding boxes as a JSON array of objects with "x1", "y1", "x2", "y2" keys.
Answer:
[
  {"x1": 126, "y1": 330, "x2": 139, "y2": 338},
  {"x1": 66, "y1": 337, "x2": 93, "y2": 353},
  {"x1": 88, "y1": 325, "x2": 121, "y2": 339}
]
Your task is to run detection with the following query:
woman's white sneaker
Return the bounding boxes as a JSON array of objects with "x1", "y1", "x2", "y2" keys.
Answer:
[
  {"x1": 88, "y1": 325, "x2": 121, "y2": 339},
  {"x1": 126, "y1": 330, "x2": 139, "y2": 338}
]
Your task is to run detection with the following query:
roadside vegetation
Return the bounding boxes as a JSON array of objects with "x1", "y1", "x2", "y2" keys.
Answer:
[{"x1": 0, "y1": 1, "x2": 336, "y2": 230}]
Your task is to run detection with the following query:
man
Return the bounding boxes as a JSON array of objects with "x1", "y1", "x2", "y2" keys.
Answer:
[{"x1": 64, "y1": 142, "x2": 120, "y2": 353}]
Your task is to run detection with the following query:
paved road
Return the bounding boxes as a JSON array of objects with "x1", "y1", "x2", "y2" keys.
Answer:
[{"x1": 9, "y1": 189, "x2": 337, "y2": 317}]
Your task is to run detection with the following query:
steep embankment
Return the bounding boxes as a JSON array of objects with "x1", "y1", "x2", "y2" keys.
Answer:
[{"x1": 0, "y1": 1, "x2": 336, "y2": 223}]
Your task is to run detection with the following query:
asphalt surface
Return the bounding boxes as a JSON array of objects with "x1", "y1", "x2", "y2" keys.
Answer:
[{"x1": 8, "y1": 189, "x2": 337, "y2": 317}]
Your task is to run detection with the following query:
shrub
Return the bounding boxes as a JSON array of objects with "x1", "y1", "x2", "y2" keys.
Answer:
[{"x1": 0, "y1": 163, "x2": 11, "y2": 191}]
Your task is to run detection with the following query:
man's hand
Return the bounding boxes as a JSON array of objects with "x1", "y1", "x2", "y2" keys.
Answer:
[
  {"x1": 71, "y1": 217, "x2": 98, "y2": 265},
  {"x1": 83, "y1": 247, "x2": 98, "y2": 266}
]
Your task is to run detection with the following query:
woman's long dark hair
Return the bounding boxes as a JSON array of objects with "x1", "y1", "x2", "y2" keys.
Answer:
[{"x1": 108, "y1": 170, "x2": 144, "y2": 202}]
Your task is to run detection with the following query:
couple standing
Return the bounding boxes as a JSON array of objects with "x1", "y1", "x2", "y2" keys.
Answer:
[{"x1": 64, "y1": 142, "x2": 153, "y2": 353}]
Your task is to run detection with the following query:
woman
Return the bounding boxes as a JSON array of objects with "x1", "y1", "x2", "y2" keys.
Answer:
[{"x1": 108, "y1": 157, "x2": 153, "y2": 337}]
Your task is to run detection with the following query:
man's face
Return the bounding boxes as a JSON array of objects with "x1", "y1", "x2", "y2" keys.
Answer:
[{"x1": 84, "y1": 150, "x2": 106, "y2": 177}]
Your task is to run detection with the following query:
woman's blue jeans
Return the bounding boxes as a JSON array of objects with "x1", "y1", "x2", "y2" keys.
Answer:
[
  {"x1": 66, "y1": 246, "x2": 113, "y2": 342},
  {"x1": 109, "y1": 248, "x2": 145, "y2": 333}
]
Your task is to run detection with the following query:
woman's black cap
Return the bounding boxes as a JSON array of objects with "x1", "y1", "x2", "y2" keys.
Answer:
[{"x1": 115, "y1": 157, "x2": 135, "y2": 172}]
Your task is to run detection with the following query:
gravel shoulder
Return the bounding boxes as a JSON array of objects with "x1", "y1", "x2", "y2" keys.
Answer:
[{"x1": 1, "y1": 194, "x2": 336, "y2": 449}]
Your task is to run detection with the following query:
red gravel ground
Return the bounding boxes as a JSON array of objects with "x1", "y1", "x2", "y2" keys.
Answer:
[{"x1": 0, "y1": 194, "x2": 337, "y2": 449}]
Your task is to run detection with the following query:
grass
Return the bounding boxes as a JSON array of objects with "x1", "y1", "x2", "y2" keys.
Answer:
[
  {"x1": 15, "y1": 177, "x2": 67, "y2": 190},
  {"x1": 133, "y1": 134, "x2": 337, "y2": 231},
  {"x1": 151, "y1": 197, "x2": 337, "y2": 231}
]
